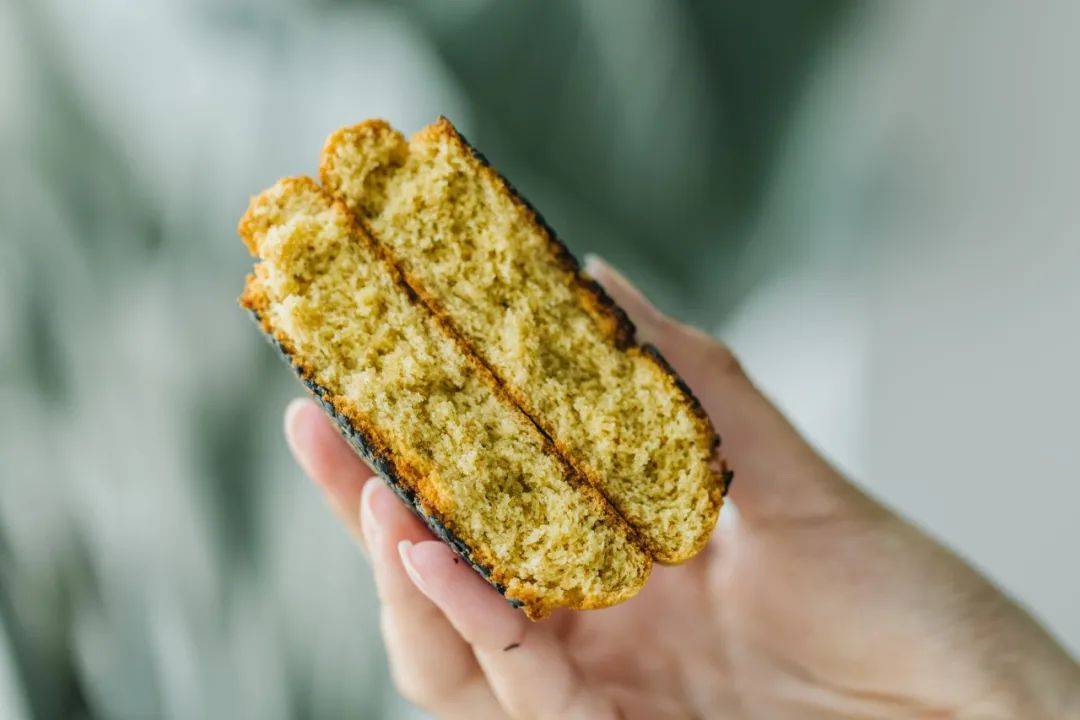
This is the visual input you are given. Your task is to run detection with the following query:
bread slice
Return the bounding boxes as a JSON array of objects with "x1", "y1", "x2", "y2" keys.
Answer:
[
  {"x1": 239, "y1": 177, "x2": 651, "y2": 618},
  {"x1": 320, "y1": 118, "x2": 726, "y2": 563}
]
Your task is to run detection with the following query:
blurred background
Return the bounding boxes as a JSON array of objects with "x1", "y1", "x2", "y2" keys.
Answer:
[{"x1": 2, "y1": 1, "x2": 1078, "y2": 717}]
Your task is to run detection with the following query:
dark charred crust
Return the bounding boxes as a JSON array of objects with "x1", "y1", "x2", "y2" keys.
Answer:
[
  {"x1": 438, "y1": 118, "x2": 637, "y2": 349},
  {"x1": 575, "y1": 275, "x2": 637, "y2": 349},
  {"x1": 639, "y1": 343, "x2": 720, "y2": 453},
  {"x1": 247, "y1": 309, "x2": 522, "y2": 608}
]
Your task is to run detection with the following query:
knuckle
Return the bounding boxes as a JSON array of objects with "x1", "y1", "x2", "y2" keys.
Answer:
[
  {"x1": 672, "y1": 325, "x2": 744, "y2": 379},
  {"x1": 706, "y1": 340, "x2": 744, "y2": 379}
]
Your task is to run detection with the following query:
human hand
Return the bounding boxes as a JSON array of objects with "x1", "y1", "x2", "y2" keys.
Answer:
[{"x1": 284, "y1": 257, "x2": 1080, "y2": 719}]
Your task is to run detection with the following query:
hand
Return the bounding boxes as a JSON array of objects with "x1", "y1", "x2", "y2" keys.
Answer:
[{"x1": 284, "y1": 257, "x2": 1080, "y2": 719}]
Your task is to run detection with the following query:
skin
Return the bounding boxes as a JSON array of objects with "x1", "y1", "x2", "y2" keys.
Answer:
[{"x1": 283, "y1": 257, "x2": 1080, "y2": 720}]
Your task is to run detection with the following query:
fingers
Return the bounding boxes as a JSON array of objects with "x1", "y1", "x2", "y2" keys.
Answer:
[
  {"x1": 584, "y1": 256, "x2": 861, "y2": 522},
  {"x1": 285, "y1": 399, "x2": 502, "y2": 717},
  {"x1": 361, "y1": 481, "x2": 504, "y2": 719},
  {"x1": 284, "y1": 397, "x2": 375, "y2": 543},
  {"x1": 400, "y1": 542, "x2": 620, "y2": 720}
]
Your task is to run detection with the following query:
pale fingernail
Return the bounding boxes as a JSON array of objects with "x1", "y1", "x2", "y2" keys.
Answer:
[
  {"x1": 360, "y1": 480, "x2": 382, "y2": 550},
  {"x1": 717, "y1": 498, "x2": 741, "y2": 533},
  {"x1": 283, "y1": 398, "x2": 310, "y2": 454},
  {"x1": 582, "y1": 253, "x2": 605, "y2": 274},
  {"x1": 284, "y1": 397, "x2": 308, "y2": 427},
  {"x1": 398, "y1": 540, "x2": 429, "y2": 595}
]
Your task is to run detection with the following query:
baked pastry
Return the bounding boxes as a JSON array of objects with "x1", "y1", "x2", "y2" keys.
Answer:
[
  {"x1": 320, "y1": 118, "x2": 725, "y2": 563},
  {"x1": 239, "y1": 119, "x2": 728, "y2": 617},
  {"x1": 240, "y1": 179, "x2": 650, "y2": 618}
]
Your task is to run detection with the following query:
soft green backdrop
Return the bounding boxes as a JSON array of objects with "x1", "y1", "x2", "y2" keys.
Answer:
[{"x1": 2, "y1": 2, "x2": 1078, "y2": 718}]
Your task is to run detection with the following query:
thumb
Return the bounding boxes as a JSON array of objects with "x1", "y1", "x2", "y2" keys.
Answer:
[{"x1": 583, "y1": 255, "x2": 865, "y2": 523}]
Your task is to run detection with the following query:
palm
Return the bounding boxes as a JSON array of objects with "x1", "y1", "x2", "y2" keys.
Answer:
[
  {"x1": 565, "y1": 470, "x2": 1066, "y2": 720},
  {"x1": 553, "y1": 491, "x2": 895, "y2": 719},
  {"x1": 557, "y1": 545, "x2": 723, "y2": 718},
  {"x1": 562, "y1": 502, "x2": 972, "y2": 719}
]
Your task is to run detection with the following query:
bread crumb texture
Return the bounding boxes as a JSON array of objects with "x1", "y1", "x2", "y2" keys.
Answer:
[
  {"x1": 239, "y1": 178, "x2": 650, "y2": 617},
  {"x1": 321, "y1": 119, "x2": 723, "y2": 563}
]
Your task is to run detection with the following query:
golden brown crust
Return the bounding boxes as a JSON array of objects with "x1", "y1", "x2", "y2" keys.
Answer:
[
  {"x1": 409, "y1": 118, "x2": 727, "y2": 563},
  {"x1": 319, "y1": 119, "x2": 407, "y2": 210},
  {"x1": 238, "y1": 177, "x2": 649, "y2": 618}
]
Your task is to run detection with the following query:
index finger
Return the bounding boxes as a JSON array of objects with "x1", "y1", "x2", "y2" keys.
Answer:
[{"x1": 284, "y1": 397, "x2": 376, "y2": 543}]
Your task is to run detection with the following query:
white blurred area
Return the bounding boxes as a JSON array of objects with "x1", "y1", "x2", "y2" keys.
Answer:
[
  {"x1": 1, "y1": 1, "x2": 1077, "y2": 718},
  {"x1": 726, "y1": 1, "x2": 1080, "y2": 657}
]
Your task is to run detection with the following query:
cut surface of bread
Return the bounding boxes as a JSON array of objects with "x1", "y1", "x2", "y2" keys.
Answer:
[
  {"x1": 321, "y1": 118, "x2": 725, "y2": 563},
  {"x1": 239, "y1": 177, "x2": 650, "y2": 618}
]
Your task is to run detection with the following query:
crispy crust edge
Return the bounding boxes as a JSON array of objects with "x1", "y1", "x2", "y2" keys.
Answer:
[{"x1": 238, "y1": 178, "x2": 650, "y2": 618}]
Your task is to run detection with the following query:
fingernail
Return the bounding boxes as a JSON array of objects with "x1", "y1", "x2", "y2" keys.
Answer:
[
  {"x1": 717, "y1": 498, "x2": 741, "y2": 533},
  {"x1": 283, "y1": 398, "x2": 307, "y2": 448},
  {"x1": 360, "y1": 480, "x2": 382, "y2": 550},
  {"x1": 284, "y1": 397, "x2": 308, "y2": 425},
  {"x1": 398, "y1": 540, "x2": 428, "y2": 594},
  {"x1": 582, "y1": 253, "x2": 604, "y2": 274}
]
